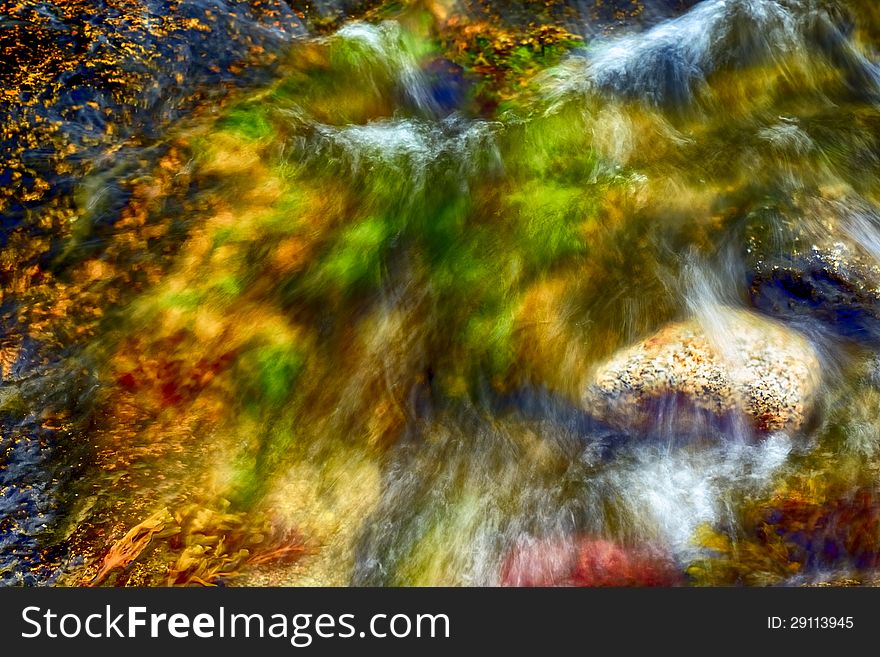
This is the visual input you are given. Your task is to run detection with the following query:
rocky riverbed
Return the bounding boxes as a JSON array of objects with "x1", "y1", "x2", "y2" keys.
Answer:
[{"x1": 2, "y1": 0, "x2": 880, "y2": 587}]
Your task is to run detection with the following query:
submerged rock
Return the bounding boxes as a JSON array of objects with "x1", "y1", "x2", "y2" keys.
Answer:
[
  {"x1": 745, "y1": 196, "x2": 880, "y2": 345},
  {"x1": 420, "y1": 58, "x2": 468, "y2": 115},
  {"x1": 750, "y1": 240, "x2": 880, "y2": 345},
  {"x1": 582, "y1": 308, "x2": 821, "y2": 433}
]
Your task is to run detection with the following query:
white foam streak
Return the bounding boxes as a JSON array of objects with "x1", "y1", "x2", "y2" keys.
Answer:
[
  {"x1": 313, "y1": 116, "x2": 501, "y2": 194},
  {"x1": 336, "y1": 21, "x2": 441, "y2": 116},
  {"x1": 604, "y1": 433, "x2": 793, "y2": 563},
  {"x1": 539, "y1": 0, "x2": 843, "y2": 107}
]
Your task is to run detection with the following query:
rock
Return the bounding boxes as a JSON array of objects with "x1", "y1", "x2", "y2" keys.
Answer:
[
  {"x1": 744, "y1": 194, "x2": 880, "y2": 345},
  {"x1": 501, "y1": 537, "x2": 681, "y2": 587},
  {"x1": 582, "y1": 307, "x2": 821, "y2": 433},
  {"x1": 749, "y1": 240, "x2": 880, "y2": 345},
  {"x1": 421, "y1": 58, "x2": 468, "y2": 115},
  {"x1": 1, "y1": 0, "x2": 304, "y2": 223}
]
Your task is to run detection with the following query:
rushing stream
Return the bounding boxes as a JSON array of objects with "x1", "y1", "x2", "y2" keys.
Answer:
[{"x1": 2, "y1": 0, "x2": 880, "y2": 586}]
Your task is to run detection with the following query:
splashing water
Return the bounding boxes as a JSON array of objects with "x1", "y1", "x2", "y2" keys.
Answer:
[
  {"x1": 334, "y1": 21, "x2": 445, "y2": 116},
  {"x1": 540, "y1": 0, "x2": 880, "y2": 108}
]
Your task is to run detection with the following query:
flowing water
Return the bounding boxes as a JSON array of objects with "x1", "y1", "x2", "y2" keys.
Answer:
[{"x1": 3, "y1": 0, "x2": 880, "y2": 586}]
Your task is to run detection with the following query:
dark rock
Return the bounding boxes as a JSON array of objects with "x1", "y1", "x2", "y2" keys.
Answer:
[
  {"x1": 422, "y1": 58, "x2": 468, "y2": 115},
  {"x1": 0, "y1": 0, "x2": 305, "y2": 228},
  {"x1": 746, "y1": 199, "x2": 880, "y2": 346},
  {"x1": 750, "y1": 243, "x2": 880, "y2": 344}
]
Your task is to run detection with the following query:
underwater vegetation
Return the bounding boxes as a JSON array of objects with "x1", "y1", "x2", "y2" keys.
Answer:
[{"x1": 2, "y1": 0, "x2": 880, "y2": 586}]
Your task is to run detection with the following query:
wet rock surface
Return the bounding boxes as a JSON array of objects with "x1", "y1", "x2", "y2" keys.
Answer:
[
  {"x1": 583, "y1": 308, "x2": 822, "y2": 434},
  {"x1": 745, "y1": 196, "x2": 880, "y2": 345},
  {"x1": 0, "y1": 359, "x2": 99, "y2": 584},
  {"x1": 749, "y1": 237, "x2": 880, "y2": 346},
  {"x1": 1, "y1": 0, "x2": 305, "y2": 223}
]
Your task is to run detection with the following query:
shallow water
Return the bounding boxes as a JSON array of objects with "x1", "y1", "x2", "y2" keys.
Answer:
[{"x1": 3, "y1": 0, "x2": 880, "y2": 586}]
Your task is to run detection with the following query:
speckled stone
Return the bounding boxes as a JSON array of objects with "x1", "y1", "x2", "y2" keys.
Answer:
[{"x1": 583, "y1": 308, "x2": 822, "y2": 433}]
